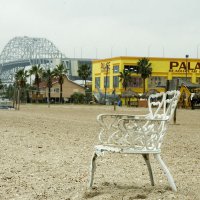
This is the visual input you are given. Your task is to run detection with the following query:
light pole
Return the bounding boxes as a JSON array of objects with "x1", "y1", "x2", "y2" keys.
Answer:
[
  {"x1": 104, "y1": 62, "x2": 110, "y2": 104},
  {"x1": 185, "y1": 54, "x2": 189, "y2": 81}
]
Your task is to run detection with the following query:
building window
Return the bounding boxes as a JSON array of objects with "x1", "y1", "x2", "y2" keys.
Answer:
[
  {"x1": 124, "y1": 65, "x2": 138, "y2": 73},
  {"x1": 95, "y1": 77, "x2": 100, "y2": 88},
  {"x1": 104, "y1": 76, "x2": 110, "y2": 88},
  {"x1": 148, "y1": 76, "x2": 166, "y2": 88},
  {"x1": 113, "y1": 65, "x2": 119, "y2": 73},
  {"x1": 113, "y1": 76, "x2": 119, "y2": 88},
  {"x1": 128, "y1": 77, "x2": 143, "y2": 87},
  {"x1": 51, "y1": 88, "x2": 59, "y2": 93}
]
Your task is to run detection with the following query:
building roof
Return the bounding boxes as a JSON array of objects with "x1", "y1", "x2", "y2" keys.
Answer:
[
  {"x1": 92, "y1": 56, "x2": 200, "y2": 63},
  {"x1": 39, "y1": 75, "x2": 85, "y2": 89},
  {"x1": 156, "y1": 78, "x2": 200, "y2": 89},
  {"x1": 73, "y1": 80, "x2": 92, "y2": 86}
]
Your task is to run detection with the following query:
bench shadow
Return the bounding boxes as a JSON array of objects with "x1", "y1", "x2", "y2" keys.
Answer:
[{"x1": 82, "y1": 182, "x2": 172, "y2": 199}]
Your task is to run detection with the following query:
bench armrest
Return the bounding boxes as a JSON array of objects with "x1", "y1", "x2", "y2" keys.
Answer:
[{"x1": 97, "y1": 113, "x2": 150, "y2": 123}]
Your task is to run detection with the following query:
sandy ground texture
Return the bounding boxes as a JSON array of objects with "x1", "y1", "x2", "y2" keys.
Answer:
[{"x1": 0, "y1": 104, "x2": 199, "y2": 200}]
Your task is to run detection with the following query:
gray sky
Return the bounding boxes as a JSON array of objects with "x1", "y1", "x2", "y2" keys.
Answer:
[{"x1": 0, "y1": 0, "x2": 200, "y2": 59}]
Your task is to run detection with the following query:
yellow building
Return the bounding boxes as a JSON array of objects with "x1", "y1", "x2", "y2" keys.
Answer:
[{"x1": 92, "y1": 56, "x2": 200, "y2": 95}]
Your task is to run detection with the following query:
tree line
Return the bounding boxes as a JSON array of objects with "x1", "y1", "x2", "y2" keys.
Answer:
[
  {"x1": 13, "y1": 63, "x2": 68, "y2": 109},
  {"x1": 0, "y1": 63, "x2": 91, "y2": 109}
]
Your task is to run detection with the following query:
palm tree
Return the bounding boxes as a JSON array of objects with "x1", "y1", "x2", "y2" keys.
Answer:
[
  {"x1": 119, "y1": 69, "x2": 132, "y2": 91},
  {"x1": 137, "y1": 57, "x2": 152, "y2": 93},
  {"x1": 119, "y1": 69, "x2": 132, "y2": 105},
  {"x1": 77, "y1": 64, "x2": 91, "y2": 88},
  {"x1": 43, "y1": 68, "x2": 54, "y2": 107},
  {"x1": 0, "y1": 79, "x2": 3, "y2": 90},
  {"x1": 53, "y1": 63, "x2": 68, "y2": 103},
  {"x1": 15, "y1": 69, "x2": 28, "y2": 110},
  {"x1": 29, "y1": 64, "x2": 43, "y2": 103},
  {"x1": 4, "y1": 84, "x2": 14, "y2": 100}
]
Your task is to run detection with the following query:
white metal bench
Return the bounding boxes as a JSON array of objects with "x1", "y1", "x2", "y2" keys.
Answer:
[{"x1": 88, "y1": 90, "x2": 180, "y2": 192}]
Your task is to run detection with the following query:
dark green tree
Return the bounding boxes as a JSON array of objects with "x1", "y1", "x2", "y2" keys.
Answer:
[
  {"x1": 137, "y1": 57, "x2": 152, "y2": 93},
  {"x1": 4, "y1": 84, "x2": 14, "y2": 99},
  {"x1": 15, "y1": 69, "x2": 29, "y2": 109},
  {"x1": 119, "y1": 69, "x2": 132, "y2": 91},
  {"x1": 70, "y1": 92, "x2": 85, "y2": 104},
  {"x1": 29, "y1": 64, "x2": 43, "y2": 103},
  {"x1": 0, "y1": 79, "x2": 3, "y2": 90},
  {"x1": 77, "y1": 64, "x2": 91, "y2": 88},
  {"x1": 42, "y1": 68, "x2": 54, "y2": 107},
  {"x1": 0, "y1": 79, "x2": 4, "y2": 97},
  {"x1": 53, "y1": 63, "x2": 68, "y2": 103}
]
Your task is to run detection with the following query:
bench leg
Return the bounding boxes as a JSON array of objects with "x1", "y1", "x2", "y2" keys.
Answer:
[
  {"x1": 154, "y1": 154, "x2": 177, "y2": 192},
  {"x1": 88, "y1": 152, "x2": 98, "y2": 188},
  {"x1": 142, "y1": 154, "x2": 155, "y2": 186}
]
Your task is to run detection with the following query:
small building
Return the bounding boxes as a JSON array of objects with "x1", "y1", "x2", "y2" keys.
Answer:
[{"x1": 31, "y1": 75, "x2": 85, "y2": 103}]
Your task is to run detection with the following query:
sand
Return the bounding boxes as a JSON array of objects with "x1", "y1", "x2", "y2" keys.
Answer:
[{"x1": 0, "y1": 104, "x2": 199, "y2": 200}]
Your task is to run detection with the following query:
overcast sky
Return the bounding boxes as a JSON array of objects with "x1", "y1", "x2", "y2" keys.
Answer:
[{"x1": 0, "y1": 0, "x2": 200, "y2": 59}]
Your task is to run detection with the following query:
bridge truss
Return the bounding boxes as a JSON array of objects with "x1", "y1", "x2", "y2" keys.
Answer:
[{"x1": 0, "y1": 36, "x2": 67, "y2": 83}]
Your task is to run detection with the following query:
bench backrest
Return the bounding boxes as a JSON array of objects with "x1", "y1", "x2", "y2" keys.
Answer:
[
  {"x1": 164, "y1": 90, "x2": 180, "y2": 121},
  {"x1": 147, "y1": 90, "x2": 180, "y2": 121},
  {"x1": 147, "y1": 92, "x2": 166, "y2": 119}
]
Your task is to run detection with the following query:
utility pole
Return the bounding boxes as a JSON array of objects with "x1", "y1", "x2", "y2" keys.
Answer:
[
  {"x1": 104, "y1": 62, "x2": 110, "y2": 104},
  {"x1": 173, "y1": 78, "x2": 179, "y2": 125},
  {"x1": 185, "y1": 54, "x2": 189, "y2": 81}
]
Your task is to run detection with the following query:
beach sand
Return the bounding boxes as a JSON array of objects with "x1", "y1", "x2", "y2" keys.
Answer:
[{"x1": 0, "y1": 104, "x2": 199, "y2": 199}]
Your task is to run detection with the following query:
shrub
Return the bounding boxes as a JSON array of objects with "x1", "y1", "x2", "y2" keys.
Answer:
[{"x1": 70, "y1": 92, "x2": 85, "y2": 104}]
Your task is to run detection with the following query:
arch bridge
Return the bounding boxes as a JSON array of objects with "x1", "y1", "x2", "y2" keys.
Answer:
[{"x1": 0, "y1": 36, "x2": 68, "y2": 83}]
